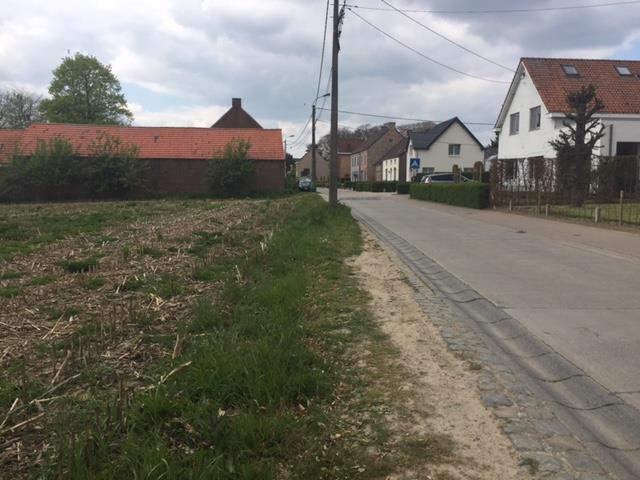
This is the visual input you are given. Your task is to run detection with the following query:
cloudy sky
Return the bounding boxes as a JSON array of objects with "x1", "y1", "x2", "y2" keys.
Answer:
[{"x1": 1, "y1": 0, "x2": 639, "y2": 156}]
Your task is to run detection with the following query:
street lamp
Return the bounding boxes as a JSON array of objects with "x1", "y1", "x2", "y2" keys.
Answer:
[{"x1": 312, "y1": 93, "x2": 330, "y2": 187}]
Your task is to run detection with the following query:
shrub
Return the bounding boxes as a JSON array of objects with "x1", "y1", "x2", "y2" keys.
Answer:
[
  {"x1": 396, "y1": 183, "x2": 410, "y2": 194},
  {"x1": 410, "y1": 183, "x2": 490, "y2": 209},
  {"x1": 208, "y1": 139, "x2": 255, "y2": 196},
  {"x1": 353, "y1": 181, "x2": 397, "y2": 192},
  {"x1": 85, "y1": 132, "x2": 144, "y2": 197},
  {"x1": 0, "y1": 134, "x2": 144, "y2": 201},
  {"x1": 59, "y1": 257, "x2": 100, "y2": 273}
]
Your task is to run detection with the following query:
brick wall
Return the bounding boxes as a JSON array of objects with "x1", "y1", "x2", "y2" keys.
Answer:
[
  {"x1": 144, "y1": 158, "x2": 285, "y2": 194},
  {"x1": 367, "y1": 128, "x2": 405, "y2": 181}
]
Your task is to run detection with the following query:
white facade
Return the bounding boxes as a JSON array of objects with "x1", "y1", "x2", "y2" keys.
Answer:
[
  {"x1": 382, "y1": 157, "x2": 399, "y2": 181},
  {"x1": 405, "y1": 121, "x2": 485, "y2": 182},
  {"x1": 496, "y1": 64, "x2": 640, "y2": 160}
]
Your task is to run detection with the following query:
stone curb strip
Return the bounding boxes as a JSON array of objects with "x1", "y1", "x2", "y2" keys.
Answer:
[{"x1": 353, "y1": 210, "x2": 640, "y2": 480}]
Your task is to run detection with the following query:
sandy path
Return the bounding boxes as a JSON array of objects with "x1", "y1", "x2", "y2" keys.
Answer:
[{"x1": 352, "y1": 230, "x2": 522, "y2": 479}]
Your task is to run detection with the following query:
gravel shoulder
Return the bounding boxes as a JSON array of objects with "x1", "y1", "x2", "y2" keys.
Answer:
[{"x1": 351, "y1": 229, "x2": 522, "y2": 479}]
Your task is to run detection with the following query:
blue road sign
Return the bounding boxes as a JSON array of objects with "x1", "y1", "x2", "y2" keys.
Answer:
[{"x1": 410, "y1": 158, "x2": 421, "y2": 170}]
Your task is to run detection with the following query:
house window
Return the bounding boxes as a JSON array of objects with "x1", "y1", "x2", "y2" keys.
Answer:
[
  {"x1": 422, "y1": 167, "x2": 435, "y2": 174},
  {"x1": 615, "y1": 65, "x2": 632, "y2": 76},
  {"x1": 505, "y1": 159, "x2": 519, "y2": 180},
  {"x1": 529, "y1": 106, "x2": 541, "y2": 130},
  {"x1": 448, "y1": 144, "x2": 461, "y2": 156},
  {"x1": 561, "y1": 64, "x2": 579, "y2": 76},
  {"x1": 509, "y1": 112, "x2": 520, "y2": 135}
]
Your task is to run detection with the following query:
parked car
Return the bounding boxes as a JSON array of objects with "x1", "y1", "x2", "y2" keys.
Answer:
[
  {"x1": 421, "y1": 173, "x2": 472, "y2": 184},
  {"x1": 298, "y1": 177, "x2": 315, "y2": 191}
]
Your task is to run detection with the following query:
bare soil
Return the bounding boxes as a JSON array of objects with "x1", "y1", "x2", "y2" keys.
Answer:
[{"x1": 350, "y1": 229, "x2": 522, "y2": 479}]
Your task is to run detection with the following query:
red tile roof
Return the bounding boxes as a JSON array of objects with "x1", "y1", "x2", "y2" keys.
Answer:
[
  {"x1": 13, "y1": 123, "x2": 284, "y2": 161},
  {"x1": 0, "y1": 130, "x2": 24, "y2": 164},
  {"x1": 522, "y1": 57, "x2": 640, "y2": 114}
]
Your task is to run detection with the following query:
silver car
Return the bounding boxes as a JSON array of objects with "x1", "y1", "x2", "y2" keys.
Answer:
[{"x1": 421, "y1": 173, "x2": 472, "y2": 184}]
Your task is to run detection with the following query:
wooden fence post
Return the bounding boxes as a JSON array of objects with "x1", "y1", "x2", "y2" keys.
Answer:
[
  {"x1": 619, "y1": 190, "x2": 624, "y2": 225},
  {"x1": 545, "y1": 204, "x2": 550, "y2": 217},
  {"x1": 509, "y1": 199, "x2": 513, "y2": 212},
  {"x1": 594, "y1": 207, "x2": 600, "y2": 223},
  {"x1": 537, "y1": 189, "x2": 542, "y2": 215}
]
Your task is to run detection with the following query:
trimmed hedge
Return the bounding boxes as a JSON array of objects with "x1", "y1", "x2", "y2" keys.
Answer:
[
  {"x1": 396, "y1": 183, "x2": 410, "y2": 195},
  {"x1": 353, "y1": 181, "x2": 397, "y2": 192},
  {"x1": 410, "y1": 183, "x2": 490, "y2": 209}
]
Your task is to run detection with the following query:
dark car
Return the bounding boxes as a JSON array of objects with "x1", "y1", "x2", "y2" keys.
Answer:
[
  {"x1": 298, "y1": 177, "x2": 315, "y2": 191},
  {"x1": 421, "y1": 173, "x2": 472, "y2": 184}
]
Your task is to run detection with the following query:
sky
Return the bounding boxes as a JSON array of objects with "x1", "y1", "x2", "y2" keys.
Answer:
[{"x1": 1, "y1": 0, "x2": 640, "y2": 157}]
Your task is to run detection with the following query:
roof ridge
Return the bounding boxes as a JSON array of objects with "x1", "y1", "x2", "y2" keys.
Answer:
[{"x1": 29, "y1": 123, "x2": 280, "y2": 132}]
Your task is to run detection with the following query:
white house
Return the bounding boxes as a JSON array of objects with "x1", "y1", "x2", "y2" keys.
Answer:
[
  {"x1": 405, "y1": 117, "x2": 485, "y2": 181},
  {"x1": 380, "y1": 138, "x2": 408, "y2": 181},
  {"x1": 495, "y1": 57, "x2": 640, "y2": 181}
]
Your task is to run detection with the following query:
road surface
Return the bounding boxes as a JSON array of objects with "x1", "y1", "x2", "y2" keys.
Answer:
[{"x1": 336, "y1": 189, "x2": 640, "y2": 477}]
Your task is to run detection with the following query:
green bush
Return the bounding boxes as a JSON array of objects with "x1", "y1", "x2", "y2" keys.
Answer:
[
  {"x1": 410, "y1": 183, "x2": 490, "y2": 209},
  {"x1": 396, "y1": 183, "x2": 410, "y2": 194},
  {"x1": 0, "y1": 134, "x2": 144, "y2": 201},
  {"x1": 353, "y1": 181, "x2": 397, "y2": 192},
  {"x1": 208, "y1": 139, "x2": 255, "y2": 196}
]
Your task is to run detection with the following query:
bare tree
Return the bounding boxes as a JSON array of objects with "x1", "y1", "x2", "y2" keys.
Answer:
[
  {"x1": 0, "y1": 90, "x2": 45, "y2": 128},
  {"x1": 550, "y1": 84, "x2": 605, "y2": 207}
]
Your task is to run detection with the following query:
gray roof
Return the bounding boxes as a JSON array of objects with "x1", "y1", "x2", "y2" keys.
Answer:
[
  {"x1": 409, "y1": 117, "x2": 484, "y2": 151},
  {"x1": 379, "y1": 138, "x2": 409, "y2": 163}
]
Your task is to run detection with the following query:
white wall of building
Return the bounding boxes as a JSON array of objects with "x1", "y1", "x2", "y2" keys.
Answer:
[
  {"x1": 382, "y1": 157, "x2": 399, "y2": 180},
  {"x1": 497, "y1": 66, "x2": 640, "y2": 159},
  {"x1": 406, "y1": 122, "x2": 484, "y2": 181},
  {"x1": 497, "y1": 67, "x2": 558, "y2": 159}
]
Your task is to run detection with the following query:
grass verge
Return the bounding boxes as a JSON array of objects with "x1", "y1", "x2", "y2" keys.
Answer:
[{"x1": 34, "y1": 195, "x2": 370, "y2": 479}]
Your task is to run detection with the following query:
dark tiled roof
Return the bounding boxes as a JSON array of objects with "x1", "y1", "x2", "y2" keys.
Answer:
[
  {"x1": 409, "y1": 117, "x2": 483, "y2": 150},
  {"x1": 380, "y1": 138, "x2": 409, "y2": 162},
  {"x1": 352, "y1": 127, "x2": 389, "y2": 154},
  {"x1": 15, "y1": 123, "x2": 284, "y2": 161},
  {"x1": 211, "y1": 98, "x2": 263, "y2": 128},
  {"x1": 521, "y1": 57, "x2": 640, "y2": 114}
]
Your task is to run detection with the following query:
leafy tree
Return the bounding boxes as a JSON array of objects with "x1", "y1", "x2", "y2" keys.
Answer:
[
  {"x1": 0, "y1": 90, "x2": 45, "y2": 128},
  {"x1": 550, "y1": 84, "x2": 605, "y2": 206},
  {"x1": 39, "y1": 53, "x2": 133, "y2": 125},
  {"x1": 208, "y1": 139, "x2": 255, "y2": 196},
  {"x1": 85, "y1": 133, "x2": 143, "y2": 197}
]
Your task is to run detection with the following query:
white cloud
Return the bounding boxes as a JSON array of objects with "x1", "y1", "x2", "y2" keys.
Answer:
[{"x1": 0, "y1": 0, "x2": 638, "y2": 157}]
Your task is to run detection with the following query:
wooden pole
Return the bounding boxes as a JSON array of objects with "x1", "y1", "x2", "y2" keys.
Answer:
[
  {"x1": 619, "y1": 190, "x2": 624, "y2": 225},
  {"x1": 329, "y1": 1, "x2": 341, "y2": 206}
]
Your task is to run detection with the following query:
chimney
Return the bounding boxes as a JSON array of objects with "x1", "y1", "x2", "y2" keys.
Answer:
[{"x1": 232, "y1": 98, "x2": 242, "y2": 109}]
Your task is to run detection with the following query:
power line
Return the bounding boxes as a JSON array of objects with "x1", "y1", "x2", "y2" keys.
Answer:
[
  {"x1": 381, "y1": 0, "x2": 514, "y2": 72},
  {"x1": 343, "y1": 0, "x2": 640, "y2": 14},
  {"x1": 316, "y1": 107, "x2": 495, "y2": 125},
  {"x1": 315, "y1": 0, "x2": 331, "y2": 99},
  {"x1": 348, "y1": 8, "x2": 510, "y2": 84},
  {"x1": 289, "y1": 1, "x2": 331, "y2": 150}
]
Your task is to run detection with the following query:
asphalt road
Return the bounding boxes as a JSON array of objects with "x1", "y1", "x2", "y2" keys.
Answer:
[{"x1": 339, "y1": 190, "x2": 640, "y2": 412}]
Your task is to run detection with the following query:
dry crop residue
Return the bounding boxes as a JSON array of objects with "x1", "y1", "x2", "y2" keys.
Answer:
[
  {"x1": 350, "y1": 230, "x2": 521, "y2": 479},
  {"x1": 0, "y1": 198, "x2": 293, "y2": 476}
]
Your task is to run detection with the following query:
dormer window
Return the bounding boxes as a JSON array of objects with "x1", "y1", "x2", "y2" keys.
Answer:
[
  {"x1": 562, "y1": 64, "x2": 579, "y2": 76},
  {"x1": 615, "y1": 65, "x2": 632, "y2": 76}
]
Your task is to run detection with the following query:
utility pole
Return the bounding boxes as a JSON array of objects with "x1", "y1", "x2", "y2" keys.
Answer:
[
  {"x1": 311, "y1": 103, "x2": 317, "y2": 187},
  {"x1": 329, "y1": 1, "x2": 344, "y2": 206}
]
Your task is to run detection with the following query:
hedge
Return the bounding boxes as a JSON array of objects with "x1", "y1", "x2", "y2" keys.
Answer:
[
  {"x1": 353, "y1": 181, "x2": 397, "y2": 192},
  {"x1": 410, "y1": 183, "x2": 490, "y2": 209},
  {"x1": 396, "y1": 183, "x2": 410, "y2": 194}
]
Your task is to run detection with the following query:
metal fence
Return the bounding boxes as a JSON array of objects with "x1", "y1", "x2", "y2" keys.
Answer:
[{"x1": 490, "y1": 155, "x2": 640, "y2": 226}]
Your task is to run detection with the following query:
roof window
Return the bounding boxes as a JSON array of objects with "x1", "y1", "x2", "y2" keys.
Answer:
[
  {"x1": 561, "y1": 64, "x2": 579, "y2": 76},
  {"x1": 615, "y1": 65, "x2": 632, "y2": 76}
]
